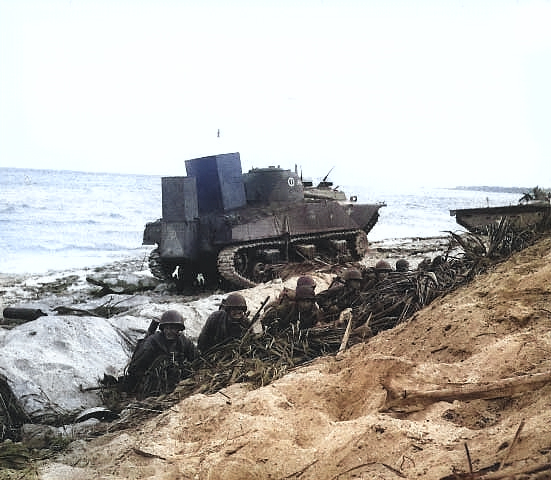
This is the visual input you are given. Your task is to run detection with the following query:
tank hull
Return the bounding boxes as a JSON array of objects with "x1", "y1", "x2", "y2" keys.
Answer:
[{"x1": 143, "y1": 152, "x2": 384, "y2": 288}]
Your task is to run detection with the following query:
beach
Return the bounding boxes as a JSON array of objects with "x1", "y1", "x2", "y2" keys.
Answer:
[
  {"x1": 5, "y1": 234, "x2": 548, "y2": 479},
  {"x1": 2, "y1": 166, "x2": 548, "y2": 478}
]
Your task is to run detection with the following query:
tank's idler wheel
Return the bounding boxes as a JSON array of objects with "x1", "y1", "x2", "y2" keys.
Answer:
[{"x1": 148, "y1": 248, "x2": 174, "y2": 282}]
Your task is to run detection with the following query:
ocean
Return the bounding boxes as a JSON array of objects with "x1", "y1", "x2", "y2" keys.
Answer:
[{"x1": 0, "y1": 167, "x2": 522, "y2": 275}]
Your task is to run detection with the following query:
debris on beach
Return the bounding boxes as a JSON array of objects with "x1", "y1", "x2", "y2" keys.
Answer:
[
  {"x1": 86, "y1": 273, "x2": 160, "y2": 295},
  {"x1": 1, "y1": 307, "x2": 47, "y2": 323}
]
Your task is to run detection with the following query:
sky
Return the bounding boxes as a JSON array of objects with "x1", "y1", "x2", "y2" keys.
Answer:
[{"x1": 1, "y1": 0, "x2": 550, "y2": 188}]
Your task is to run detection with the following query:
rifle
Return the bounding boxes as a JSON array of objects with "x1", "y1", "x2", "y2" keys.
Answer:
[
  {"x1": 247, "y1": 296, "x2": 270, "y2": 329},
  {"x1": 146, "y1": 319, "x2": 159, "y2": 336}
]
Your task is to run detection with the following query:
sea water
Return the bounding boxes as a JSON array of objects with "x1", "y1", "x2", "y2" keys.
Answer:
[{"x1": 0, "y1": 167, "x2": 522, "y2": 275}]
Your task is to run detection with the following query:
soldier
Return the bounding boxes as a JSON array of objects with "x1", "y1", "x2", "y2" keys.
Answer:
[
  {"x1": 375, "y1": 259, "x2": 392, "y2": 272},
  {"x1": 395, "y1": 258, "x2": 410, "y2": 272},
  {"x1": 297, "y1": 275, "x2": 317, "y2": 293},
  {"x1": 197, "y1": 293, "x2": 250, "y2": 353},
  {"x1": 265, "y1": 275, "x2": 317, "y2": 310},
  {"x1": 316, "y1": 268, "x2": 364, "y2": 324},
  {"x1": 261, "y1": 285, "x2": 324, "y2": 333},
  {"x1": 360, "y1": 259, "x2": 394, "y2": 295},
  {"x1": 124, "y1": 310, "x2": 198, "y2": 395}
]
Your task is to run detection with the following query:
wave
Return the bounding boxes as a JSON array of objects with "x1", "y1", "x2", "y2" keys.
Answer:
[
  {"x1": 12, "y1": 241, "x2": 140, "y2": 254},
  {"x1": 0, "y1": 202, "x2": 33, "y2": 213}
]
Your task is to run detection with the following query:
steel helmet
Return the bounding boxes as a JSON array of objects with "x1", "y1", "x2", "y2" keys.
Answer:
[
  {"x1": 395, "y1": 259, "x2": 410, "y2": 272},
  {"x1": 375, "y1": 260, "x2": 392, "y2": 271},
  {"x1": 343, "y1": 268, "x2": 362, "y2": 281},
  {"x1": 159, "y1": 310, "x2": 185, "y2": 329},
  {"x1": 224, "y1": 293, "x2": 247, "y2": 310},
  {"x1": 296, "y1": 275, "x2": 316, "y2": 288},
  {"x1": 295, "y1": 285, "x2": 316, "y2": 300}
]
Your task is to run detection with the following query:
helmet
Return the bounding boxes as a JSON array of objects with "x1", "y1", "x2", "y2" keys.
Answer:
[
  {"x1": 295, "y1": 285, "x2": 316, "y2": 300},
  {"x1": 431, "y1": 255, "x2": 444, "y2": 268},
  {"x1": 224, "y1": 293, "x2": 247, "y2": 310},
  {"x1": 343, "y1": 268, "x2": 362, "y2": 282},
  {"x1": 395, "y1": 259, "x2": 409, "y2": 272},
  {"x1": 159, "y1": 310, "x2": 185, "y2": 328},
  {"x1": 375, "y1": 260, "x2": 392, "y2": 271},
  {"x1": 296, "y1": 276, "x2": 316, "y2": 288}
]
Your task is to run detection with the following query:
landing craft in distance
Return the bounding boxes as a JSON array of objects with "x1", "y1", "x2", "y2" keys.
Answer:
[{"x1": 450, "y1": 186, "x2": 551, "y2": 233}]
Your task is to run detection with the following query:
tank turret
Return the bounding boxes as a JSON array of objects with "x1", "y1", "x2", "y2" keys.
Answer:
[{"x1": 143, "y1": 152, "x2": 385, "y2": 289}]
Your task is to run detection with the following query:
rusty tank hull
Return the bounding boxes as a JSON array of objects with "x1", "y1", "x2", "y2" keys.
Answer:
[{"x1": 143, "y1": 152, "x2": 384, "y2": 289}]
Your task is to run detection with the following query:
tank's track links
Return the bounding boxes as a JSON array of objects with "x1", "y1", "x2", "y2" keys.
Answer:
[
  {"x1": 217, "y1": 229, "x2": 368, "y2": 289},
  {"x1": 148, "y1": 248, "x2": 177, "y2": 283},
  {"x1": 217, "y1": 240, "x2": 282, "y2": 289},
  {"x1": 149, "y1": 248, "x2": 169, "y2": 281}
]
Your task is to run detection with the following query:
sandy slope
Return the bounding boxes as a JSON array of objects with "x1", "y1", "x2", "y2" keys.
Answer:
[{"x1": 38, "y1": 236, "x2": 551, "y2": 479}]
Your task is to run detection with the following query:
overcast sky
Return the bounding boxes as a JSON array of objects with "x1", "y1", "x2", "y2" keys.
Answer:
[{"x1": 1, "y1": 0, "x2": 550, "y2": 188}]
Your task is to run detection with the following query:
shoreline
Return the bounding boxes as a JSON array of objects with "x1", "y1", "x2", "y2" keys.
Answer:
[{"x1": 0, "y1": 235, "x2": 451, "y2": 287}]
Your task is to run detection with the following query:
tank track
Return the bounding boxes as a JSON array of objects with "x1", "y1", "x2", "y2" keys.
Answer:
[
  {"x1": 217, "y1": 229, "x2": 368, "y2": 289},
  {"x1": 149, "y1": 248, "x2": 169, "y2": 281},
  {"x1": 148, "y1": 248, "x2": 177, "y2": 283},
  {"x1": 217, "y1": 240, "x2": 282, "y2": 289}
]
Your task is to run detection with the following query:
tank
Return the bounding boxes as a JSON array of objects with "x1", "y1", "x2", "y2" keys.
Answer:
[
  {"x1": 143, "y1": 152, "x2": 385, "y2": 289},
  {"x1": 450, "y1": 187, "x2": 551, "y2": 234}
]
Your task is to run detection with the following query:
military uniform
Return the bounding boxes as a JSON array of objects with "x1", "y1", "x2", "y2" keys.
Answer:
[
  {"x1": 316, "y1": 268, "x2": 365, "y2": 326},
  {"x1": 125, "y1": 331, "x2": 198, "y2": 394},
  {"x1": 264, "y1": 276, "x2": 317, "y2": 311},
  {"x1": 261, "y1": 301, "x2": 324, "y2": 333},
  {"x1": 316, "y1": 284, "x2": 364, "y2": 322},
  {"x1": 197, "y1": 310, "x2": 250, "y2": 352}
]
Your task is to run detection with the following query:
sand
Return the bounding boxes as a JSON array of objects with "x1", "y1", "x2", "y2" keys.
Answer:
[{"x1": 5, "y1": 235, "x2": 551, "y2": 479}]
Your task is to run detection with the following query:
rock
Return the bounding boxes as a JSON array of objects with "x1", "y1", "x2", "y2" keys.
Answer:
[
  {"x1": 0, "y1": 440, "x2": 31, "y2": 469},
  {"x1": 21, "y1": 424, "x2": 61, "y2": 450},
  {"x1": 86, "y1": 272, "x2": 160, "y2": 294},
  {"x1": 0, "y1": 315, "x2": 139, "y2": 422}
]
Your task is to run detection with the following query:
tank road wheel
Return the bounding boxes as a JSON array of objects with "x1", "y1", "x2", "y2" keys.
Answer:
[
  {"x1": 234, "y1": 251, "x2": 249, "y2": 277},
  {"x1": 252, "y1": 262, "x2": 267, "y2": 283},
  {"x1": 217, "y1": 246, "x2": 257, "y2": 289},
  {"x1": 353, "y1": 230, "x2": 369, "y2": 259}
]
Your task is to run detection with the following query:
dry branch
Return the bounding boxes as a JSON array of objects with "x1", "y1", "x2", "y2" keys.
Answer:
[
  {"x1": 440, "y1": 461, "x2": 551, "y2": 479},
  {"x1": 338, "y1": 308, "x2": 353, "y2": 353},
  {"x1": 382, "y1": 371, "x2": 551, "y2": 412}
]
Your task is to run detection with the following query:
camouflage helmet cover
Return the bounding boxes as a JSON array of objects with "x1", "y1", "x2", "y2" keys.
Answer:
[
  {"x1": 343, "y1": 268, "x2": 362, "y2": 281},
  {"x1": 295, "y1": 285, "x2": 316, "y2": 300},
  {"x1": 224, "y1": 293, "x2": 247, "y2": 310},
  {"x1": 159, "y1": 310, "x2": 185, "y2": 328}
]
